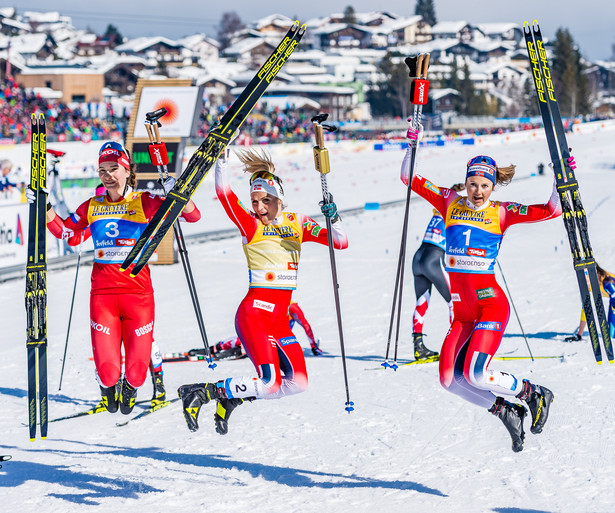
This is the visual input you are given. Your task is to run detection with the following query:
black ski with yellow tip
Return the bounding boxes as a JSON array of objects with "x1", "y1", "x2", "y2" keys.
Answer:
[
  {"x1": 121, "y1": 21, "x2": 306, "y2": 277},
  {"x1": 524, "y1": 21, "x2": 612, "y2": 364}
]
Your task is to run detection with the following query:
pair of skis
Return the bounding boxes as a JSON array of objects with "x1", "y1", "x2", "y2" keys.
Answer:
[
  {"x1": 119, "y1": 21, "x2": 306, "y2": 277},
  {"x1": 26, "y1": 113, "x2": 48, "y2": 440},
  {"x1": 382, "y1": 54, "x2": 430, "y2": 370},
  {"x1": 524, "y1": 21, "x2": 612, "y2": 364}
]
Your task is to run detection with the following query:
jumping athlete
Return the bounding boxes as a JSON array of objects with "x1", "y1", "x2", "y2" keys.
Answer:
[
  {"x1": 565, "y1": 264, "x2": 615, "y2": 342},
  {"x1": 410, "y1": 183, "x2": 464, "y2": 360},
  {"x1": 178, "y1": 147, "x2": 348, "y2": 435},
  {"x1": 407, "y1": 146, "x2": 564, "y2": 452},
  {"x1": 29, "y1": 142, "x2": 201, "y2": 414}
]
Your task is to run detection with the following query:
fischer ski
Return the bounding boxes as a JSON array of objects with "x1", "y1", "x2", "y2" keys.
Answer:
[
  {"x1": 47, "y1": 399, "x2": 151, "y2": 423},
  {"x1": 121, "y1": 21, "x2": 306, "y2": 276},
  {"x1": 116, "y1": 397, "x2": 179, "y2": 427},
  {"x1": 523, "y1": 21, "x2": 612, "y2": 364},
  {"x1": 25, "y1": 113, "x2": 48, "y2": 440}
]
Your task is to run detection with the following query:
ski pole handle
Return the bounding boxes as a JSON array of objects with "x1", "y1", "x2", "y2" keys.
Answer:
[
  {"x1": 145, "y1": 107, "x2": 168, "y2": 123},
  {"x1": 311, "y1": 114, "x2": 337, "y2": 175}
]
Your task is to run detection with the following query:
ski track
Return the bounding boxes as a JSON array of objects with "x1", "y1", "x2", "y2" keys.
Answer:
[{"x1": 2, "y1": 121, "x2": 615, "y2": 512}]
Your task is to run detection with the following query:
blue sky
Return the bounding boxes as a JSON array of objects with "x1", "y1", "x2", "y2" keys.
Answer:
[{"x1": 14, "y1": 0, "x2": 615, "y2": 60}]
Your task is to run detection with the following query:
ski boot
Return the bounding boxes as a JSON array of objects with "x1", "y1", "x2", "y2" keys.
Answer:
[
  {"x1": 99, "y1": 383, "x2": 119, "y2": 413},
  {"x1": 489, "y1": 397, "x2": 527, "y2": 452},
  {"x1": 178, "y1": 382, "x2": 226, "y2": 432},
  {"x1": 311, "y1": 339, "x2": 323, "y2": 356},
  {"x1": 210, "y1": 343, "x2": 245, "y2": 361},
  {"x1": 517, "y1": 380, "x2": 554, "y2": 434},
  {"x1": 413, "y1": 333, "x2": 438, "y2": 360},
  {"x1": 151, "y1": 371, "x2": 166, "y2": 408},
  {"x1": 119, "y1": 378, "x2": 138, "y2": 415},
  {"x1": 214, "y1": 397, "x2": 253, "y2": 435}
]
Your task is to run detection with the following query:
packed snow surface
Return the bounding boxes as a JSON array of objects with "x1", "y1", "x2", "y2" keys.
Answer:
[{"x1": 2, "y1": 121, "x2": 615, "y2": 512}]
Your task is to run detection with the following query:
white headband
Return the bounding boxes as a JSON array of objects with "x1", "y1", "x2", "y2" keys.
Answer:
[{"x1": 250, "y1": 177, "x2": 285, "y2": 207}]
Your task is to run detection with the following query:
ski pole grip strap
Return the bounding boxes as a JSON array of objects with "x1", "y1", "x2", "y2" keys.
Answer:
[
  {"x1": 148, "y1": 142, "x2": 169, "y2": 166},
  {"x1": 410, "y1": 79, "x2": 429, "y2": 105},
  {"x1": 313, "y1": 146, "x2": 330, "y2": 175}
]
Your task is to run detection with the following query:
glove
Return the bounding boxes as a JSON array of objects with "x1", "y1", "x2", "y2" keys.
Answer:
[
  {"x1": 25, "y1": 186, "x2": 36, "y2": 204},
  {"x1": 25, "y1": 186, "x2": 50, "y2": 204},
  {"x1": 319, "y1": 193, "x2": 338, "y2": 220},
  {"x1": 311, "y1": 339, "x2": 323, "y2": 356},
  {"x1": 162, "y1": 177, "x2": 175, "y2": 194},
  {"x1": 564, "y1": 332, "x2": 582, "y2": 342},
  {"x1": 567, "y1": 155, "x2": 576, "y2": 170}
]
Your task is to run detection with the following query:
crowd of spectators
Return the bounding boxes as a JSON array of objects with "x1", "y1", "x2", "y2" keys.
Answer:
[{"x1": 0, "y1": 78, "x2": 127, "y2": 143}]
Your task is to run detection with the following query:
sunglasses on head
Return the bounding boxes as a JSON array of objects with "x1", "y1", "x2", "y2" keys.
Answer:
[
  {"x1": 467, "y1": 155, "x2": 496, "y2": 168},
  {"x1": 99, "y1": 141, "x2": 129, "y2": 156}
]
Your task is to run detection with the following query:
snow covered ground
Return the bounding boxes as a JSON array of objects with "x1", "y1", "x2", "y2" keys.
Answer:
[{"x1": 2, "y1": 121, "x2": 615, "y2": 512}]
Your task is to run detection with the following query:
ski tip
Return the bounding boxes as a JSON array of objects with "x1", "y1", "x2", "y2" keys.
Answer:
[
  {"x1": 119, "y1": 266, "x2": 127, "y2": 273},
  {"x1": 129, "y1": 273, "x2": 137, "y2": 278},
  {"x1": 41, "y1": 436, "x2": 47, "y2": 440},
  {"x1": 29, "y1": 437, "x2": 35, "y2": 442}
]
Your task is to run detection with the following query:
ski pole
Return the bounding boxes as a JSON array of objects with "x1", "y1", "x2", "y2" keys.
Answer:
[
  {"x1": 58, "y1": 243, "x2": 82, "y2": 390},
  {"x1": 144, "y1": 108, "x2": 216, "y2": 370},
  {"x1": 311, "y1": 113, "x2": 353, "y2": 413},
  {"x1": 383, "y1": 53, "x2": 430, "y2": 370},
  {"x1": 496, "y1": 259, "x2": 534, "y2": 361}
]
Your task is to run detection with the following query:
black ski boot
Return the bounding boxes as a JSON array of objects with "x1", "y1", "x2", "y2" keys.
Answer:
[
  {"x1": 119, "y1": 378, "x2": 138, "y2": 415},
  {"x1": 413, "y1": 333, "x2": 438, "y2": 360},
  {"x1": 489, "y1": 397, "x2": 527, "y2": 452},
  {"x1": 151, "y1": 371, "x2": 166, "y2": 407},
  {"x1": 178, "y1": 382, "x2": 225, "y2": 432},
  {"x1": 214, "y1": 397, "x2": 254, "y2": 435},
  {"x1": 517, "y1": 380, "x2": 554, "y2": 434},
  {"x1": 99, "y1": 383, "x2": 119, "y2": 413},
  {"x1": 210, "y1": 343, "x2": 245, "y2": 361}
]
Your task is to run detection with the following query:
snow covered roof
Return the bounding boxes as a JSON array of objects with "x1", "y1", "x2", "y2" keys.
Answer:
[
  {"x1": 23, "y1": 10, "x2": 70, "y2": 24},
  {"x1": 223, "y1": 36, "x2": 278, "y2": 57},
  {"x1": 383, "y1": 15, "x2": 424, "y2": 32},
  {"x1": 253, "y1": 14, "x2": 294, "y2": 30},
  {"x1": 115, "y1": 36, "x2": 183, "y2": 53},
  {"x1": 177, "y1": 34, "x2": 220, "y2": 50},
  {"x1": 0, "y1": 7, "x2": 16, "y2": 18},
  {"x1": 431, "y1": 21, "x2": 470, "y2": 34},
  {"x1": 430, "y1": 88, "x2": 460, "y2": 100},
  {"x1": 477, "y1": 23, "x2": 521, "y2": 36},
  {"x1": 18, "y1": 63, "x2": 104, "y2": 75},
  {"x1": 0, "y1": 33, "x2": 49, "y2": 54},
  {"x1": 259, "y1": 95, "x2": 321, "y2": 110},
  {"x1": 1, "y1": 17, "x2": 31, "y2": 32}
]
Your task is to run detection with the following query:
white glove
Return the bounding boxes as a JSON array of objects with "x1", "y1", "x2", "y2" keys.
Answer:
[
  {"x1": 25, "y1": 187, "x2": 36, "y2": 204},
  {"x1": 25, "y1": 186, "x2": 49, "y2": 204},
  {"x1": 162, "y1": 177, "x2": 176, "y2": 194}
]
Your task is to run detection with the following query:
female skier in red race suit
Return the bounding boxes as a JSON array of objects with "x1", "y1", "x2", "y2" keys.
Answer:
[
  {"x1": 406, "y1": 144, "x2": 565, "y2": 451},
  {"x1": 178, "y1": 147, "x2": 347, "y2": 435},
  {"x1": 35, "y1": 142, "x2": 200, "y2": 414}
]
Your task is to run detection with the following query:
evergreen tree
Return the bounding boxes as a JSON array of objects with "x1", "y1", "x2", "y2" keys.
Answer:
[
  {"x1": 367, "y1": 53, "x2": 411, "y2": 118},
  {"x1": 415, "y1": 0, "x2": 437, "y2": 26},
  {"x1": 103, "y1": 24, "x2": 123, "y2": 46},
  {"x1": 342, "y1": 6, "x2": 357, "y2": 24},
  {"x1": 218, "y1": 11, "x2": 245, "y2": 51},
  {"x1": 552, "y1": 27, "x2": 590, "y2": 116}
]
